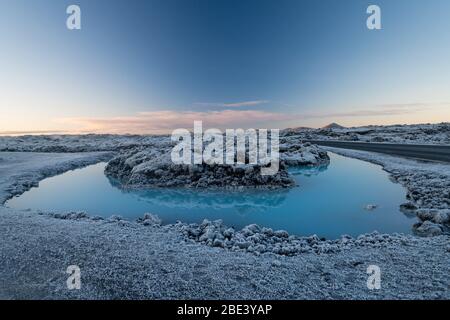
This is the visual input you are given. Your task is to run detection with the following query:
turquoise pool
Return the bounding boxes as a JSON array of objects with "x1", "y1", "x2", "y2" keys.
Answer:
[{"x1": 6, "y1": 153, "x2": 415, "y2": 239}]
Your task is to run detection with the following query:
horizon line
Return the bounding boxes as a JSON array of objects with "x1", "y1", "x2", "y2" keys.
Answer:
[{"x1": 1, "y1": 120, "x2": 448, "y2": 137}]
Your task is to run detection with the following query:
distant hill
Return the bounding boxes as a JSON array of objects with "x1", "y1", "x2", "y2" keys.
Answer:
[{"x1": 322, "y1": 123, "x2": 345, "y2": 129}]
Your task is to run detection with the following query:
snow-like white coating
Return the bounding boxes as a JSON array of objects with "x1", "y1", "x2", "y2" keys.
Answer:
[
  {"x1": 1, "y1": 206, "x2": 448, "y2": 299},
  {"x1": 283, "y1": 122, "x2": 450, "y2": 145},
  {"x1": 279, "y1": 139, "x2": 330, "y2": 166},
  {"x1": 104, "y1": 139, "x2": 329, "y2": 189},
  {"x1": 0, "y1": 132, "x2": 449, "y2": 299},
  {"x1": 0, "y1": 134, "x2": 169, "y2": 152},
  {"x1": 105, "y1": 147, "x2": 295, "y2": 189}
]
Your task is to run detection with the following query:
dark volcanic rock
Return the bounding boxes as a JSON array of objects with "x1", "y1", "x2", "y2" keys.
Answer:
[
  {"x1": 105, "y1": 147, "x2": 296, "y2": 189},
  {"x1": 104, "y1": 139, "x2": 330, "y2": 189}
]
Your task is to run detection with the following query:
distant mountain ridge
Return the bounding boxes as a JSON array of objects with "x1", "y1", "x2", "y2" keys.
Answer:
[{"x1": 322, "y1": 123, "x2": 345, "y2": 129}]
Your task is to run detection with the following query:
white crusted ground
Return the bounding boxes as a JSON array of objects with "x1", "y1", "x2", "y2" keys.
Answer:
[
  {"x1": 284, "y1": 122, "x2": 450, "y2": 145},
  {"x1": 0, "y1": 134, "x2": 167, "y2": 152},
  {"x1": 0, "y1": 151, "x2": 449, "y2": 299}
]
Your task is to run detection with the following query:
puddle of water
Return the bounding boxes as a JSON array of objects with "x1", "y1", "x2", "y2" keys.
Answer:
[{"x1": 6, "y1": 153, "x2": 415, "y2": 239}]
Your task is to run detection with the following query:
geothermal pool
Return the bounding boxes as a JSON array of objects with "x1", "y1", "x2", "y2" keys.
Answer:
[{"x1": 6, "y1": 153, "x2": 415, "y2": 239}]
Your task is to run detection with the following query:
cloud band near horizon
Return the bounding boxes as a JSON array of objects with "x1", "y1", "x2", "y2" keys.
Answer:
[{"x1": 49, "y1": 102, "x2": 447, "y2": 135}]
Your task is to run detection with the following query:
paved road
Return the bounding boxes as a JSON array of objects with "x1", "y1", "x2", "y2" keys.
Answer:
[{"x1": 305, "y1": 140, "x2": 450, "y2": 163}]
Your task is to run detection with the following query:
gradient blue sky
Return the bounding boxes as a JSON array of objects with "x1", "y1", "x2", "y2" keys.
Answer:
[{"x1": 1, "y1": 0, "x2": 450, "y2": 134}]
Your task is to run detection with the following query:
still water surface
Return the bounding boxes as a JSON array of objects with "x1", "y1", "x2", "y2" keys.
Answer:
[{"x1": 6, "y1": 153, "x2": 414, "y2": 238}]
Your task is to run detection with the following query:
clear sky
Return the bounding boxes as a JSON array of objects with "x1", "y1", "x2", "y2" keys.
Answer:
[{"x1": 1, "y1": 0, "x2": 450, "y2": 134}]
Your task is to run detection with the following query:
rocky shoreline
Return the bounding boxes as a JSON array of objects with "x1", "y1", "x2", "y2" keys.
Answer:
[
  {"x1": 35, "y1": 210, "x2": 449, "y2": 258},
  {"x1": 177, "y1": 218, "x2": 413, "y2": 255}
]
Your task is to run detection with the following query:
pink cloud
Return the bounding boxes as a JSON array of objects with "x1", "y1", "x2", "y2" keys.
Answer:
[
  {"x1": 54, "y1": 102, "x2": 440, "y2": 134},
  {"x1": 193, "y1": 100, "x2": 270, "y2": 108},
  {"x1": 57, "y1": 110, "x2": 291, "y2": 134}
]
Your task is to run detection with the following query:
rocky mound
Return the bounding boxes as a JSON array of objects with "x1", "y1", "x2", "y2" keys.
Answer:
[
  {"x1": 105, "y1": 141, "x2": 329, "y2": 189},
  {"x1": 280, "y1": 139, "x2": 330, "y2": 166},
  {"x1": 105, "y1": 147, "x2": 295, "y2": 189}
]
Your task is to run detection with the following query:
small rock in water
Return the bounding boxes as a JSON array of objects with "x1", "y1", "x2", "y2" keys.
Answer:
[{"x1": 364, "y1": 204, "x2": 378, "y2": 211}]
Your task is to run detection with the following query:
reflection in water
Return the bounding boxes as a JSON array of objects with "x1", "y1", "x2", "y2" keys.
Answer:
[
  {"x1": 108, "y1": 177, "x2": 290, "y2": 213},
  {"x1": 289, "y1": 163, "x2": 329, "y2": 177},
  {"x1": 7, "y1": 153, "x2": 415, "y2": 239},
  {"x1": 106, "y1": 161, "x2": 329, "y2": 212}
]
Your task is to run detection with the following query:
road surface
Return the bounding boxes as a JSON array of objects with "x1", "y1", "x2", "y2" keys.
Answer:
[{"x1": 305, "y1": 140, "x2": 450, "y2": 163}]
